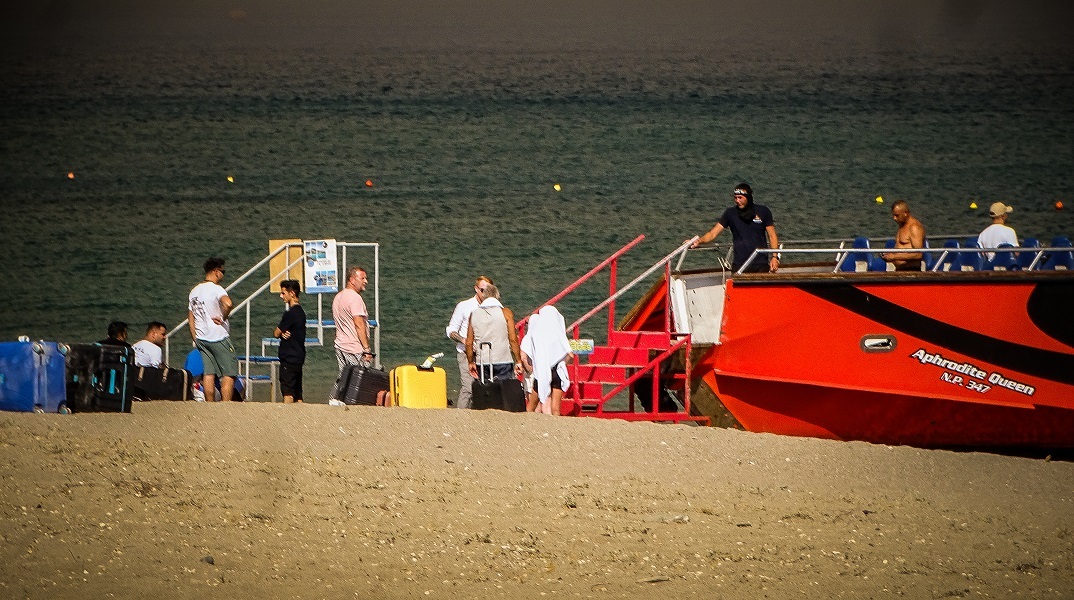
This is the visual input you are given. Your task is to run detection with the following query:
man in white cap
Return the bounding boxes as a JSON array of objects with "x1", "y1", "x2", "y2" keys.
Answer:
[{"x1": 977, "y1": 202, "x2": 1018, "y2": 261}]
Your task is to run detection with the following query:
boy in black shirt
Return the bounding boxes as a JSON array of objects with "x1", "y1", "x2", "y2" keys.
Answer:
[{"x1": 273, "y1": 280, "x2": 307, "y2": 403}]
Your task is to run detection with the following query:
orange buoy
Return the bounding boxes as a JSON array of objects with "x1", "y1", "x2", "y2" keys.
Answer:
[
  {"x1": 365, "y1": 179, "x2": 374, "y2": 187},
  {"x1": 67, "y1": 172, "x2": 75, "y2": 180},
  {"x1": 1057, "y1": 201, "x2": 1065, "y2": 211}
]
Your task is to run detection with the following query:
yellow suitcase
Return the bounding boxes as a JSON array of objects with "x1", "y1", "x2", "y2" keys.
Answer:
[{"x1": 389, "y1": 365, "x2": 447, "y2": 409}]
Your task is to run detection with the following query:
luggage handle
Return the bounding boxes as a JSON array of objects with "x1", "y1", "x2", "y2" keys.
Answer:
[{"x1": 477, "y1": 341, "x2": 494, "y2": 384}]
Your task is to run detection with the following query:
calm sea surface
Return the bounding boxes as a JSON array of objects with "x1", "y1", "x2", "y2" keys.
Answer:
[{"x1": 3, "y1": 40, "x2": 1073, "y2": 401}]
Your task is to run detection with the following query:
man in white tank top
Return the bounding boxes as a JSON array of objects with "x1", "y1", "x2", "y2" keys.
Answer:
[{"x1": 465, "y1": 284, "x2": 523, "y2": 383}]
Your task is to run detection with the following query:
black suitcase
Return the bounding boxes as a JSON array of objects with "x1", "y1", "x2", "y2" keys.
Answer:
[
  {"x1": 132, "y1": 366, "x2": 191, "y2": 401},
  {"x1": 65, "y1": 343, "x2": 133, "y2": 413},
  {"x1": 471, "y1": 343, "x2": 526, "y2": 412},
  {"x1": 471, "y1": 377, "x2": 526, "y2": 412},
  {"x1": 340, "y1": 364, "x2": 389, "y2": 406}
]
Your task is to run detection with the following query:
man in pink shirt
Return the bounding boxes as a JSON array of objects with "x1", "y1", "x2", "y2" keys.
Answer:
[{"x1": 329, "y1": 266, "x2": 372, "y2": 402}]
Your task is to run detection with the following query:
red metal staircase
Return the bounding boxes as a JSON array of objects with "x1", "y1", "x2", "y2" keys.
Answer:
[{"x1": 521, "y1": 235, "x2": 709, "y2": 425}]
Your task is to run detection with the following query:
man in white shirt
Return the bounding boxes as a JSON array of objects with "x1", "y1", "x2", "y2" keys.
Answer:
[
  {"x1": 445, "y1": 276, "x2": 492, "y2": 409},
  {"x1": 132, "y1": 321, "x2": 167, "y2": 367},
  {"x1": 188, "y1": 257, "x2": 237, "y2": 402},
  {"x1": 978, "y1": 202, "x2": 1018, "y2": 261}
]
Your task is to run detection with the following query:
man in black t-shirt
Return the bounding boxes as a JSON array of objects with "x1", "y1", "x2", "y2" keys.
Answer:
[
  {"x1": 98, "y1": 320, "x2": 133, "y2": 348},
  {"x1": 273, "y1": 280, "x2": 307, "y2": 403},
  {"x1": 690, "y1": 182, "x2": 781, "y2": 273}
]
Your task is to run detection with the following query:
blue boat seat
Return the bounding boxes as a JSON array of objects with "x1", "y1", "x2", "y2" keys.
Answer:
[
  {"x1": 867, "y1": 252, "x2": 888, "y2": 271},
  {"x1": 922, "y1": 239, "x2": 936, "y2": 271},
  {"x1": 1018, "y1": 238, "x2": 1041, "y2": 270},
  {"x1": 988, "y1": 243, "x2": 1019, "y2": 271},
  {"x1": 867, "y1": 238, "x2": 889, "y2": 271},
  {"x1": 1044, "y1": 236, "x2": 1073, "y2": 270},
  {"x1": 962, "y1": 239, "x2": 984, "y2": 271},
  {"x1": 938, "y1": 239, "x2": 961, "y2": 271},
  {"x1": 863, "y1": 239, "x2": 897, "y2": 272},
  {"x1": 840, "y1": 236, "x2": 871, "y2": 272}
]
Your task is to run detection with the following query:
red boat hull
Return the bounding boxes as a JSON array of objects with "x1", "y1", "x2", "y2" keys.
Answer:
[{"x1": 693, "y1": 273, "x2": 1074, "y2": 448}]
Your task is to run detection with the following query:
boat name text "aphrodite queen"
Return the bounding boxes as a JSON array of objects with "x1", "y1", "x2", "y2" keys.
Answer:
[{"x1": 909, "y1": 348, "x2": 1036, "y2": 397}]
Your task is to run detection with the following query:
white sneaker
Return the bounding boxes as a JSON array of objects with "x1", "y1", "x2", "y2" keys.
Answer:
[{"x1": 328, "y1": 399, "x2": 344, "y2": 406}]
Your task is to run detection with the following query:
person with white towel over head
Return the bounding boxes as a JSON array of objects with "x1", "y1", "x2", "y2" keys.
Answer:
[{"x1": 520, "y1": 305, "x2": 574, "y2": 415}]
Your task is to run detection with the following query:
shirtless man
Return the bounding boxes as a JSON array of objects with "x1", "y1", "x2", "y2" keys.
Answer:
[{"x1": 882, "y1": 199, "x2": 926, "y2": 271}]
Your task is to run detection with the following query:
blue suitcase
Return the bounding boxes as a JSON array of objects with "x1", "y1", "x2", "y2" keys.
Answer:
[{"x1": 0, "y1": 340, "x2": 70, "y2": 413}]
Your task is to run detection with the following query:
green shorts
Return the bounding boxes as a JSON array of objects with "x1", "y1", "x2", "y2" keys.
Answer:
[{"x1": 195, "y1": 337, "x2": 239, "y2": 378}]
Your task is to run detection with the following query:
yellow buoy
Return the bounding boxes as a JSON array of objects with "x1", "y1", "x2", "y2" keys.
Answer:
[
  {"x1": 553, "y1": 183, "x2": 562, "y2": 192},
  {"x1": 227, "y1": 175, "x2": 234, "y2": 183},
  {"x1": 875, "y1": 196, "x2": 883, "y2": 204},
  {"x1": 969, "y1": 202, "x2": 977, "y2": 210}
]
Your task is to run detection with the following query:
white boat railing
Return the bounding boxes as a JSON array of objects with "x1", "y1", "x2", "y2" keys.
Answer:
[{"x1": 733, "y1": 236, "x2": 1071, "y2": 274}]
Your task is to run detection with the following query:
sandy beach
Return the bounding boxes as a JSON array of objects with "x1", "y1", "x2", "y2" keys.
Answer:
[{"x1": 1, "y1": 401, "x2": 1072, "y2": 599}]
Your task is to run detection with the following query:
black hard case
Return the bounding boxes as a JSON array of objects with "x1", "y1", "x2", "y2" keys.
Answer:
[
  {"x1": 339, "y1": 364, "x2": 389, "y2": 406},
  {"x1": 65, "y1": 343, "x2": 133, "y2": 413},
  {"x1": 470, "y1": 343, "x2": 525, "y2": 412},
  {"x1": 132, "y1": 366, "x2": 191, "y2": 401},
  {"x1": 471, "y1": 377, "x2": 526, "y2": 412}
]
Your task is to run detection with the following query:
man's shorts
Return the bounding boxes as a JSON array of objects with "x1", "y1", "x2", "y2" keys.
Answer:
[
  {"x1": 195, "y1": 337, "x2": 239, "y2": 378},
  {"x1": 475, "y1": 362, "x2": 514, "y2": 382},
  {"x1": 280, "y1": 362, "x2": 303, "y2": 398}
]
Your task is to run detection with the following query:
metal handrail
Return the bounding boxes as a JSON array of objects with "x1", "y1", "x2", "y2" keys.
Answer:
[
  {"x1": 565, "y1": 237, "x2": 696, "y2": 334},
  {"x1": 164, "y1": 242, "x2": 297, "y2": 364},
  {"x1": 235, "y1": 253, "x2": 307, "y2": 384},
  {"x1": 164, "y1": 241, "x2": 382, "y2": 375},
  {"x1": 735, "y1": 244, "x2": 1071, "y2": 273},
  {"x1": 542, "y1": 235, "x2": 701, "y2": 423},
  {"x1": 674, "y1": 242, "x2": 731, "y2": 272},
  {"x1": 516, "y1": 234, "x2": 646, "y2": 332}
]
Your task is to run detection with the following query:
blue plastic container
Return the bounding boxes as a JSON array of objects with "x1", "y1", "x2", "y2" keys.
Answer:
[{"x1": 0, "y1": 340, "x2": 69, "y2": 413}]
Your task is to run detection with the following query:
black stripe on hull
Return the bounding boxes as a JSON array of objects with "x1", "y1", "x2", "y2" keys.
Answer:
[{"x1": 800, "y1": 282, "x2": 1074, "y2": 387}]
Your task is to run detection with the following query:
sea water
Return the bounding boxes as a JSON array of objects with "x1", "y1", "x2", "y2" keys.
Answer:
[{"x1": 3, "y1": 40, "x2": 1072, "y2": 401}]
